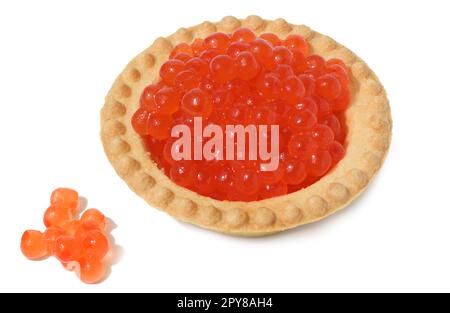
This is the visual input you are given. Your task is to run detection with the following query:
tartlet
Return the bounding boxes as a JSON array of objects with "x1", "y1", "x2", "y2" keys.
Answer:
[{"x1": 100, "y1": 16, "x2": 392, "y2": 236}]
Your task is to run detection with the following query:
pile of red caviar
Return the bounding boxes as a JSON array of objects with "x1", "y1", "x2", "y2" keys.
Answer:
[
  {"x1": 20, "y1": 188, "x2": 110, "y2": 284},
  {"x1": 132, "y1": 28, "x2": 350, "y2": 201}
]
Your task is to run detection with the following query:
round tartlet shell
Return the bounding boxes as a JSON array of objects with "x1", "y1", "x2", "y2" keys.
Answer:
[{"x1": 100, "y1": 16, "x2": 392, "y2": 236}]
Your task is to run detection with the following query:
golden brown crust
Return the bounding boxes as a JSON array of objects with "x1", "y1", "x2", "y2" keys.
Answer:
[{"x1": 100, "y1": 16, "x2": 392, "y2": 236}]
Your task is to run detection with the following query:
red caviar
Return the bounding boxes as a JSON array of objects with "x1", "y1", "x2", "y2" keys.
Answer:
[
  {"x1": 132, "y1": 29, "x2": 351, "y2": 201},
  {"x1": 50, "y1": 188, "x2": 79, "y2": 215},
  {"x1": 20, "y1": 189, "x2": 112, "y2": 284},
  {"x1": 21, "y1": 230, "x2": 48, "y2": 260}
]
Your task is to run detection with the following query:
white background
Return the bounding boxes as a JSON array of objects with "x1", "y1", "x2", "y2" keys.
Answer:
[{"x1": 1, "y1": 0, "x2": 449, "y2": 293}]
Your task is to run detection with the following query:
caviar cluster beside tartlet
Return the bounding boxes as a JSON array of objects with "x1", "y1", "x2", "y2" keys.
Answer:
[
  {"x1": 21, "y1": 188, "x2": 111, "y2": 284},
  {"x1": 131, "y1": 28, "x2": 351, "y2": 202}
]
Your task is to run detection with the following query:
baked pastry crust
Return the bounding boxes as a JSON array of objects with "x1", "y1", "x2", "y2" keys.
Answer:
[{"x1": 100, "y1": 16, "x2": 392, "y2": 236}]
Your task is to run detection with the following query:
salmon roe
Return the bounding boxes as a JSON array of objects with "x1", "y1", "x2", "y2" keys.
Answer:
[
  {"x1": 20, "y1": 188, "x2": 111, "y2": 284},
  {"x1": 132, "y1": 29, "x2": 351, "y2": 201}
]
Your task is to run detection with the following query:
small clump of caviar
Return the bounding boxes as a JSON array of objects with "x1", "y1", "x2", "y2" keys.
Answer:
[
  {"x1": 132, "y1": 29, "x2": 351, "y2": 201},
  {"x1": 21, "y1": 188, "x2": 112, "y2": 284}
]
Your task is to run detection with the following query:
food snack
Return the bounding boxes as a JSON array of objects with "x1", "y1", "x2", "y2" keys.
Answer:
[
  {"x1": 21, "y1": 188, "x2": 111, "y2": 284},
  {"x1": 101, "y1": 16, "x2": 392, "y2": 236}
]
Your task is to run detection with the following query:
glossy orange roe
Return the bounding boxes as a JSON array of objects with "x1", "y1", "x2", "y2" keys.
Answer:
[
  {"x1": 21, "y1": 189, "x2": 111, "y2": 284},
  {"x1": 132, "y1": 29, "x2": 351, "y2": 201}
]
